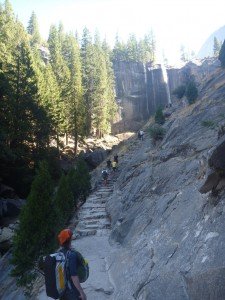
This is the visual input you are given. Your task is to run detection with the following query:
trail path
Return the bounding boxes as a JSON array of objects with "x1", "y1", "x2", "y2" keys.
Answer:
[
  {"x1": 38, "y1": 179, "x2": 115, "y2": 300},
  {"x1": 38, "y1": 137, "x2": 144, "y2": 300}
]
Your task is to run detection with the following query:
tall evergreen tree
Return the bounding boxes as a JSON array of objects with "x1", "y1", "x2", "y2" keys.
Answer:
[
  {"x1": 81, "y1": 27, "x2": 94, "y2": 134},
  {"x1": 27, "y1": 11, "x2": 41, "y2": 47},
  {"x1": 126, "y1": 33, "x2": 139, "y2": 61},
  {"x1": 0, "y1": 8, "x2": 51, "y2": 195},
  {"x1": 62, "y1": 33, "x2": 85, "y2": 153},
  {"x1": 219, "y1": 40, "x2": 225, "y2": 67},
  {"x1": 11, "y1": 161, "x2": 56, "y2": 287},
  {"x1": 213, "y1": 37, "x2": 221, "y2": 57},
  {"x1": 48, "y1": 24, "x2": 70, "y2": 140},
  {"x1": 185, "y1": 80, "x2": 198, "y2": 104},
  {"x1": 113, "y1": 33, "x2": 127, "y2": 61},
  {"x1": 54, "y1": 173, "x2": 74, "y2": 227}
]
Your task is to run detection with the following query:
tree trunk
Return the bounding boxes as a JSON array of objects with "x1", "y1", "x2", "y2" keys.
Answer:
[{"x1": 74, "y1": 132, "x2": 78, "y2": 156}]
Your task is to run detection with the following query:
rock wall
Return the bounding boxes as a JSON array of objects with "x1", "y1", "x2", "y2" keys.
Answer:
[
  {"x1": 106, "y1": 66, "x2": 225, "y2": 299},
  {"x1": 146, "y1": 65, "x2": 170, "y2": 111},
  {"x1": 113, "y1": 61, "x2": 170, "y2": 133},
  {"x1": 113, "y1": 58, "x2": 221, "y2": 134}
]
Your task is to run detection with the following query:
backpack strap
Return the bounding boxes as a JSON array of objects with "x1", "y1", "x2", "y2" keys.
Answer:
[{"x1": 65, "y1": 250, "x2": 72, "y2": 290}]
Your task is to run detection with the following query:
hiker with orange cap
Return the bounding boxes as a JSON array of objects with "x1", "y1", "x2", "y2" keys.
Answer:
[{"x1": 58, "y1": 229, "x2": 87, "y2": 300}]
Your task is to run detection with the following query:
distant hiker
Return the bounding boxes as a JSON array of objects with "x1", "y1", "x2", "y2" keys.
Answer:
[
  {"x1": 106, "y1": 159, "x2": 112, "y2": 169},
  {"x1": 102, "y1": 169, "x2": 109, "y2": 185},
  {"x1": 112, "y1": 161, "x2": 117, "y2": 172},
  {"x1": 139, "y1": 130, "x2": 144, "y2": 141},
  {"x1": 138, "y1": 131, "x2": 141, "y2": 140},
  {"x1": 114, "y1": 154, "x2": 118, "y2": 164}
]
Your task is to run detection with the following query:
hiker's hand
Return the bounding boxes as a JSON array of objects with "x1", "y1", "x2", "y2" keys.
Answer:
[{"x1": 79, "y1": 291, "x2": 87, "y2": 300}]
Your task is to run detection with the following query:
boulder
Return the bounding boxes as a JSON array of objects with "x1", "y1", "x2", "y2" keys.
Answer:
[
  {"x1": 199, "y1": 170, "x2": 220, "y2": 194},
  {"x1": 0, "y1": 184, "x2": 17, "y2": 199},
  {"x1": 0, "y1": 199, "x2": 25, "y2": 218},
  {"x1": 0, "y1": 227, "x2": 14, "y2": 254},
  {"x1": 200, "y1": 136, "x2": 225, "y2": 194},
  {"x1": 208, "y1": 135, "x2": 225, "y2": 171},
  {"x1": 0, "y1": 227, "x2": 14, "y2": 243},
  {"x1": 84, "y1": 148, "x2": 109, "y2": 169}
]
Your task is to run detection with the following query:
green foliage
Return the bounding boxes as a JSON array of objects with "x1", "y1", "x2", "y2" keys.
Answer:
[
  {"x1": 81, "y1": 28, "x2": 117, "y2": 137},
  {"x1": 11, "y1": 161, "x2": 56, "y2": 287},
  {"x1": 54, "y1": 173, "x2": 74, "y2": 228},
  {"x1": 185, "y1": 80, "x2": 198, "y2": 104},
  {"x1": 155, "y1": 107, "x2": 165, "y2": 125},
  {"x1": 172, "y1": 85, "x2": 186, "y2": 99},
  {"x1": 0, "y1": 5, "x2": 52, "y2": 196},
  {"x1": 113, "y1": 31, "x2": 156, "y2": 63},
  {"x1": 219, "y1": 39, "x2": 225, "y2": 68},
  {"x1": 148, "y1": 124, "x2": 166, "y2": 143},
  {"x1": 67, "y1": 158, "x2": 91, "y2": 203},
  {"x1": 201, "y1": 120, "x2": 216, "y2": 129},
  {"x1": 62, "y1": 33, "x2": 85, "y2": 153},
  {"x1": 213, "y1": 37, "x2": 221, "y2": 57},
  {"x1": 27, "y1": 11, "x2": 41, "y2": 47}
]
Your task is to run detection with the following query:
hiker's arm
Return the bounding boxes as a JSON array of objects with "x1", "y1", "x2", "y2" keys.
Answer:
[{"x1": 71, "y1": 276, "x2": 87, "y2": 300}]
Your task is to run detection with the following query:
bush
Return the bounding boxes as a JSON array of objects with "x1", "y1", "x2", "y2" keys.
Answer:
[
  {"x1": 155, "y1": 107, "x2": 165, "y2": 125},
  {"x1": 149, "y1": 124, "x2": 166, "y2": 143},
  {"x1": 172, "y1": 85, "x2": 186, "y2": 99},
  {"x1": 201, "y1": 120, "x2": 215, "y2": 129},
  {"x1": 185, "y1": 81, "x2": 198, "y2": 104}
]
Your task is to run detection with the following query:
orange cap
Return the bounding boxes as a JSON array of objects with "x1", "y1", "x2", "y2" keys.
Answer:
[{"x1": 58, "y1": 229, "x2": 73, "y2": 245}]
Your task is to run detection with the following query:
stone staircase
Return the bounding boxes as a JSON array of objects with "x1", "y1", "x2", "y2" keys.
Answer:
[{"x1": 74, "y1": 181, "x2": 113, "y2": 239}]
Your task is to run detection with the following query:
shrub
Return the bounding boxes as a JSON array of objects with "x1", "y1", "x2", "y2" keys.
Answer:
[
  {"x1": 201, "y1": 120, "x2": 215, "y2": 129},
  {"x1": 185, "y1": 81, "x2": 198, "y2": 104},
  {"x1": 155, "y1": 107, "x2": 165, "y2": 125},
  {"x1": 149, "y1": 124, "x2": 166, "y2": 143},
  {"x1": 172, "y1": 85, "x2": 186, "y2": 99}
]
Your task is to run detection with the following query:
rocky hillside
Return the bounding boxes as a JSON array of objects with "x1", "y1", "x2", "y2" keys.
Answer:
[
  {"x1": 198, "y1": 25, "x2": 225, "y2": 58},
  {"x1": 105, "y1": 66, "x2": 225, "y2": 299},
  {"x1": 1, "y1": 61, "x2": 225, "y2": 300}
]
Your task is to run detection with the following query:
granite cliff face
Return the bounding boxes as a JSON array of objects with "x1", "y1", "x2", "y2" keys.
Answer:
[
  {"x1": 106, "y1": 64, "x2": 225, "y2": 299},
  {"x1": 112, "y1": 61, "x2": 170, "y2": 133},
  {"x1": 112, "y1": 59, "x2": 220, "y2": 134}
]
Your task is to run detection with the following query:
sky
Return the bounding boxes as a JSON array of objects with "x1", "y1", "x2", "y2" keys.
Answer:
[{"x1": 9, "y1": 0, "x2": 225, "y2": 65}]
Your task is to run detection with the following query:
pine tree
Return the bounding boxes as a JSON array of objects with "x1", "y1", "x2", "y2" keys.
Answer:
[
  {"x1": 185, "y1": 80, "x2": 198, "y2": 104},
  {"x1": 11, "y1": 161, "x2": 56, "y2": 287},
  {"x1": 48, "y1": 24, "x2": 70, "y2": 140},
  {"x1": 143, "y1": 30, "x2": 156, "y2": 62},
  {"x1": 76, "y1": 158, "x2": 91, "y2": 199},
  {"x1": 102, "y1": 39, "x2": 117, "y2": 133},
  {"x1": 54, "y1": 173, "x2": 74, "y2": 227},
  {"x1": 81, "y1": 27, "x2": 94, "y2": 134},
  {"x1": 62, "y1": 33, "x2": 85, "y2": 153},
  {"x1": 180, "y1": 45, "x2": 188, "y2": 62},
  {"x1": 126, "y1": 33, "x2": 139, "y2": 61},
  {"x1": 155, "y1": 107, "x2": 165, "y2": 125},
  {"x1": 0, "y1": 8, "x2": 51, "y2": 195},
  {"x1": 213, "y1": 37, "x2": 221, "y2": 57},
  {"x1": 219, "y1": 39, "x2": 225, "y2": 67},
  {"x1": 27, "y1": 11, "x2": 41, "y2": 47},
  {"x1": 67, "y1": 159, "x2": 91, "y2": 203},
  {"x1": 113, "y1": 33, "x2": 127, "y2": 61}
]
